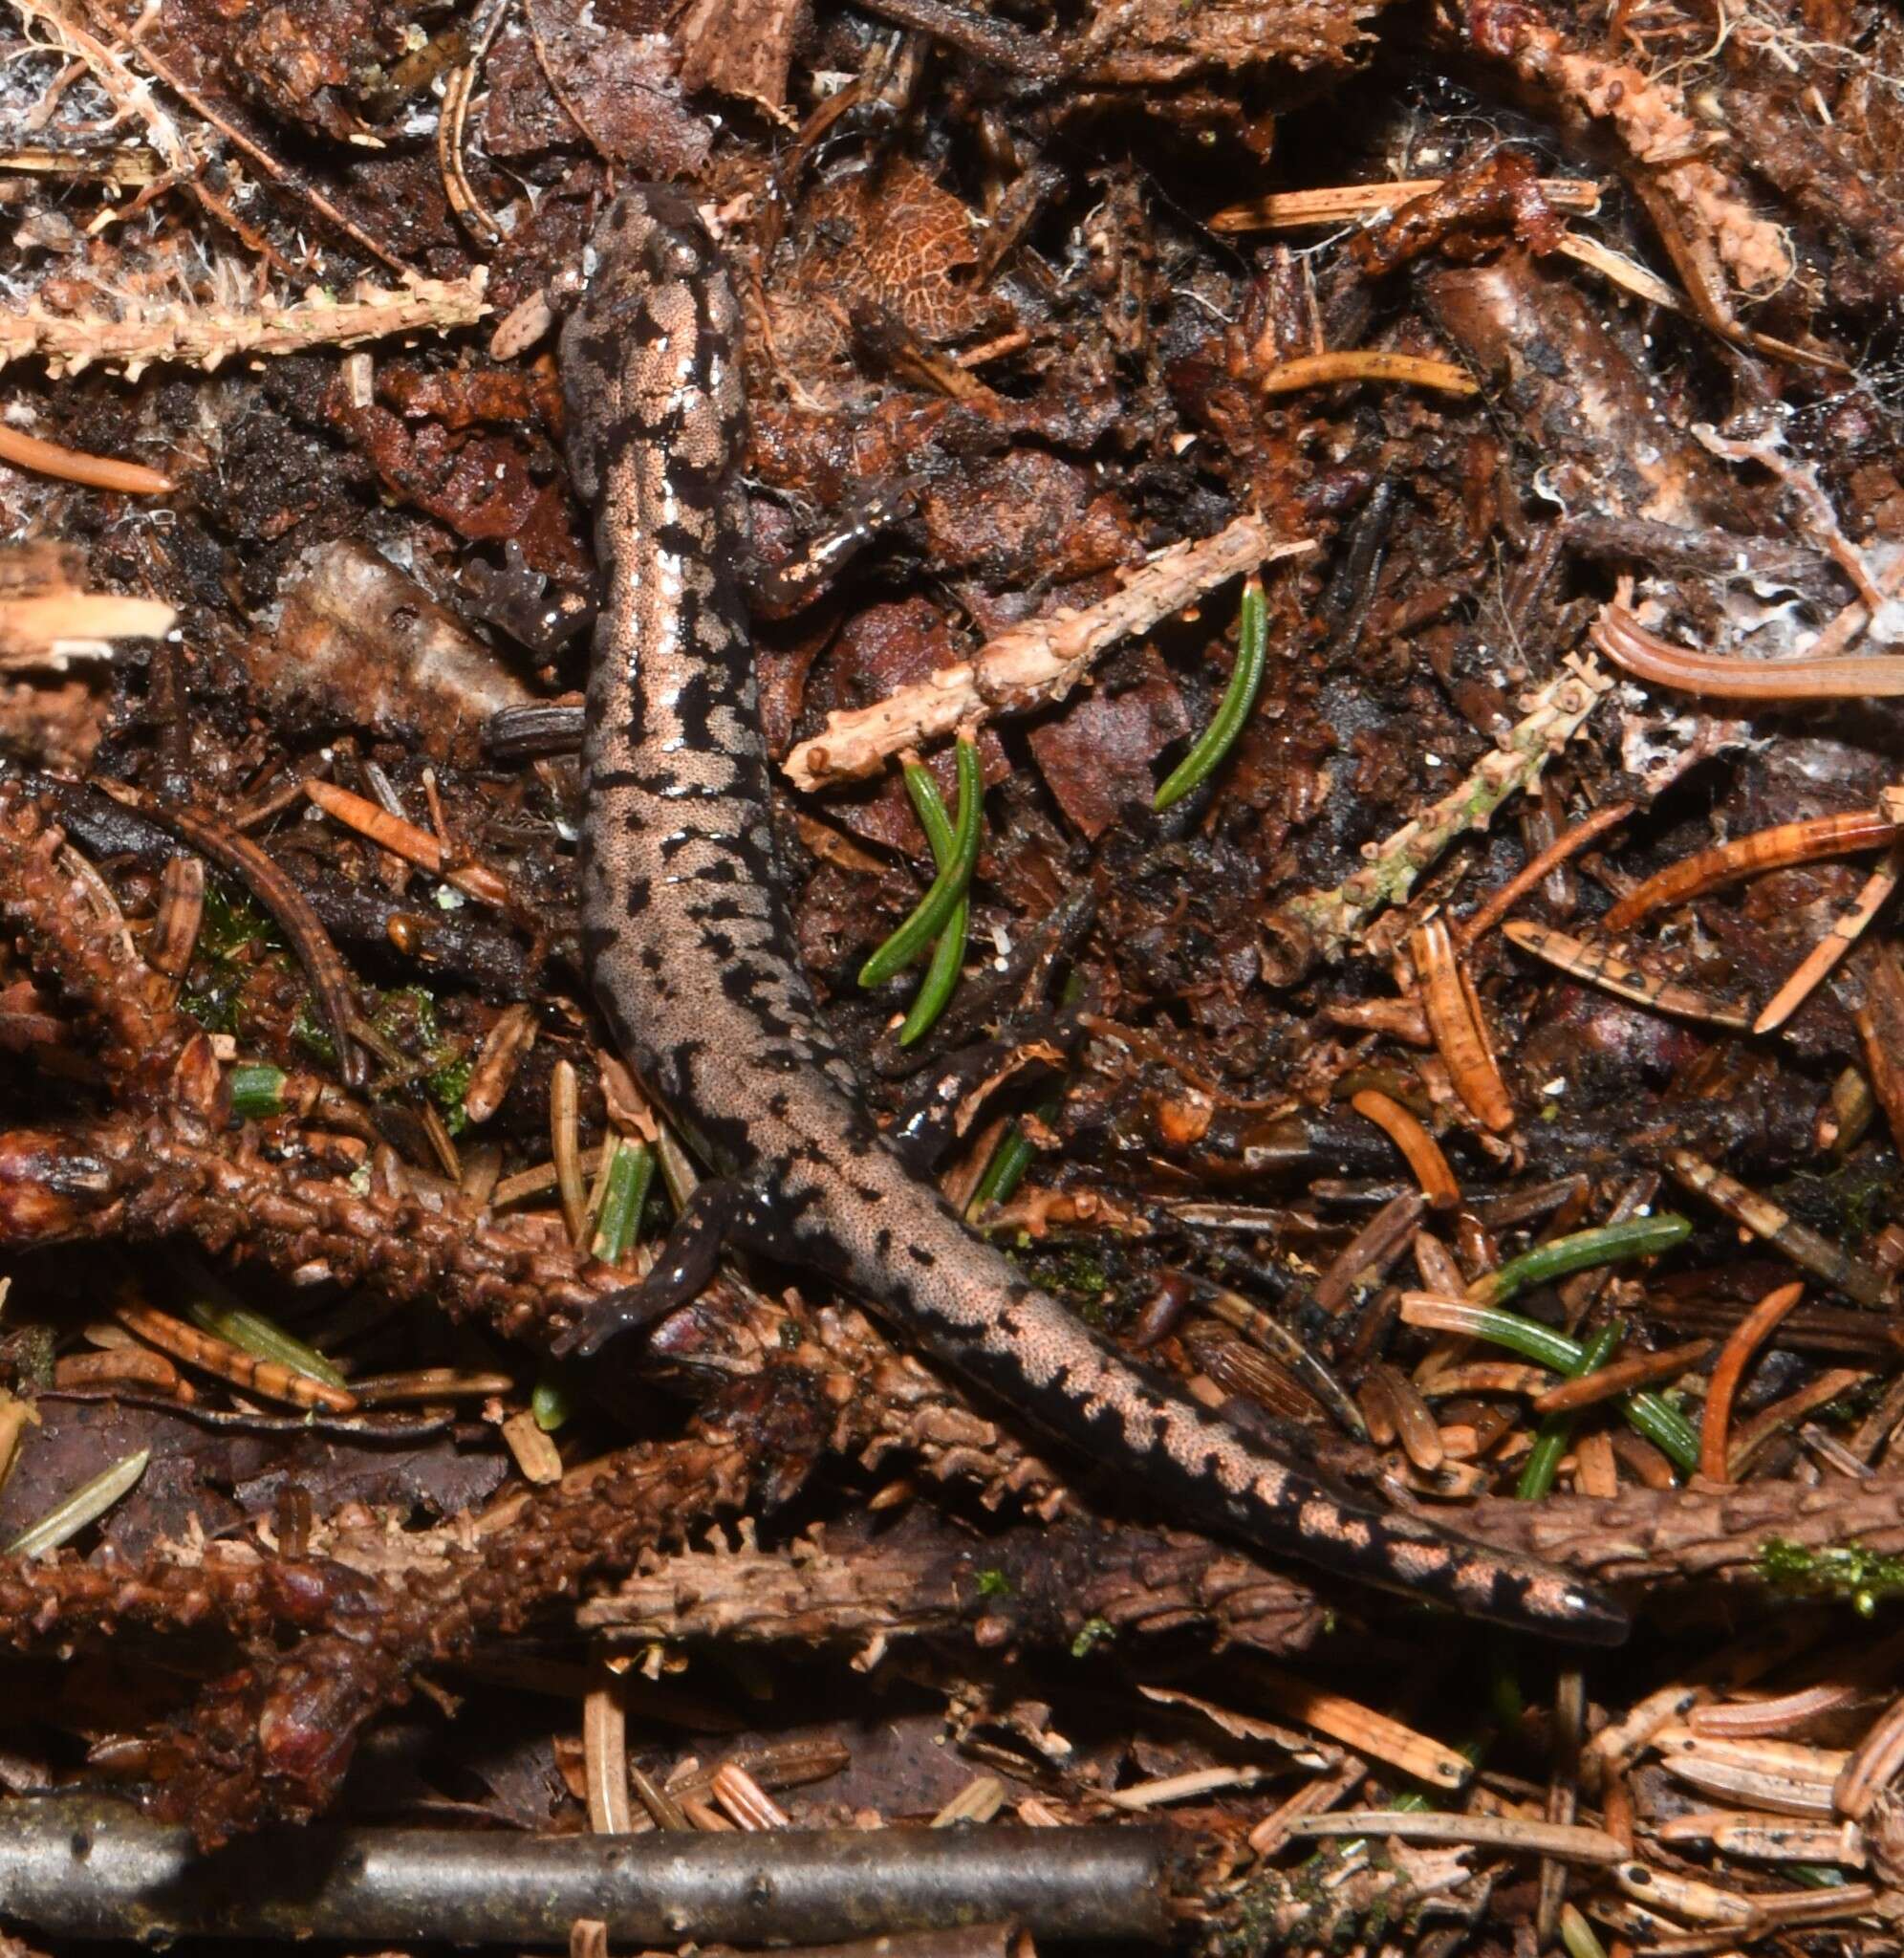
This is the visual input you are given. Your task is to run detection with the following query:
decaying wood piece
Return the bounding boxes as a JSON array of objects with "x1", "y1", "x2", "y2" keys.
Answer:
[
  {"x1": 578, "y1": 1509, "x2": 1328, "y2": 1657},
  {"x1": 676, "y1": 0, "x2": 808, "y2": 111}
]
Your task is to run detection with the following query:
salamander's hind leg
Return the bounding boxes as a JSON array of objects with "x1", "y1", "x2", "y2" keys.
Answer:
[
  {"x1": 554, "y1": 1178, "x2": 785, "y2": 1357},
  {"x1": 885, "y1": 1038, "x2": 1023, "y2": 1177},
  {"x1": 884, "y1": 1034, "x2": 1072, "y2": 1177}
]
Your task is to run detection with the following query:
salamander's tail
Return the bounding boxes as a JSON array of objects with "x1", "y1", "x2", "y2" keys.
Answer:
[{"x1": 807, "y1": 1134, "x2": 1632, "y2": 1647}]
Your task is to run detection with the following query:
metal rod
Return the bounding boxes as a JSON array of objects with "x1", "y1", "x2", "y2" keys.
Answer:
[{"x1": 0, "y1": 1797, "x2": 1169, "y2": 1946}]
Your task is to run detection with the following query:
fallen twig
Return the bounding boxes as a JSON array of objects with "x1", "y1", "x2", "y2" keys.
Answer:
[
  {"x1": 577, "y1": 1510, "x2": 1327, "y2": 1658},
  {"x1": 0, "y1": 1795, "x2": 1168, "y2": 1945},
  {"x1": 0, "y1": 273, "x2": 488, "y2": 381},
  {"x1": 783, "y1": 520, "x2": 1313, "y2": 790},
  {"x1": 1265, "y1": 656, "x2": 1613, "y2": 976}
]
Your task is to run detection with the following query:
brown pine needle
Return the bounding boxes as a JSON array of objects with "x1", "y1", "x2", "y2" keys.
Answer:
[
  {"x1": 1257, "y1": 350, "x2": 1477, "y2": 398},
  {"x1": 1350, "y1": 1089, "x2": 1459, "y2": 1209},
  {"x1": 1246, "y1": 1664, "x2": 1472, "y2": 1788},
  {"x1": 304, "y1": 778, "x2": 508, "y2": 905},
  {"x1": 491, "y1": 1142, "x2": 611, "y2": 1209},
  {"x1": 1688, "y1": 1683, "x2": 1867, "y2": 1739},
  {"x1": 710, "y1": 1762, "x2": 791, "y2": 1831},
  {"x1": 1360, "y1": 1363, "x2": 1446, "y2": 1471},
  {"x1": 551, "y1": 1058, "x2": 589, "y2": 1248},
  {"x1": 1699, "y1": 1281, "x2": 1805, "y2": 1483},
  {"x1": 1727, "y1": 1368, "x2": 1872, "y2": 1480},
  {"x1": 115, "y1": 1302, "x2": 357, "y2": 1413},
  {"x1": 1531, "y1": 1338, "x2": 1713, "y2": 1415},
  {"x1": 1287, "y1": 1813, "x2": 1624, "y2": 1861},
  {"x1": 1667, "y1": 1151, "x2": 1890, "y2": 1307},
  {"x1": 583, "y1": 1659, "x2": 632, "y2": 1834},
  {"x1": 1504, "y1": 921, "x2": 1752, "y2": 1029},
  {"x1": 1210, "y1": 177, "x2": 1603, "y2": 231},
  {"x1": 348, "y1": 1368, "x2": 515, "y2": 1403},
  {"x1": 1755, "y1": 844, "x2": 1904, "y2": 1033},
  {"x1": 463, "y1": 1004, "x2": 540, "y2": 1125},
  {"x1": 1456, "y1": 799, "x2": 1635, "y2": 947},
  {"x1": 1834, "y1": 1696, "x2": 1904, "y2": 1823},
  {"x1": 1612, "y1": 1859, "x2": 1758, "y2": 1925},
  {"x1": 0, "y1": 421, "x2": 171, "y2": 494},
  {"x1": 1605, "y1": 808, "x2": 1898, "y2": 932},
  {"x1": 1413, "y1": 918, "x2": 1514, "y2": 1131},
  {"x1": 1650, "y1": 1725, "x2": 1846, "y2": 1816}
]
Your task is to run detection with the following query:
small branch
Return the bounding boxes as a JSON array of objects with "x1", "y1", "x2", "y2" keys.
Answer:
[
  {"x1": 79, "y1": 0, "x2": 415, "y2": 275},
  {"x1": 783, "y1": 518, "x2": 1313, "y2": 791},
  {"x1": 1264, "y1": 654, "x2": 1612, "y2": 977},
  {"x1": 0, "y1": 1113, "x2": 623, "y2": 1343},
  {"x1": 0, "y1": 1796, "x2": 1169, "y2": 1946},
  {"x1": 1464, "y1": 1, "x2": 1793, "y2": 302},
  {"x1": 578, "y1": 1509, "x2": 1328, "y2": 1658},
  {"x1": 144, "y1": 1420, "x2": 766, "y2": 1843},
  {"x1": 0, "y1": 274, "x2": 488, "y2": 381}
]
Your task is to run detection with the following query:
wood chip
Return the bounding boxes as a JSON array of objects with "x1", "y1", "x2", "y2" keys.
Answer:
[
  {"x1": 784, "y1": 520, "x2": 1314, "y2": 789},
  {"x1": 501, "y1": 1409, "x2": 563, "y2": 1485},
  {"x1": 1246, "y1": 1664, "x2": 1473, "y2": 1788}
]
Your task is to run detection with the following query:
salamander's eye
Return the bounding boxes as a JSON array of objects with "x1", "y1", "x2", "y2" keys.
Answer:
[{"x1": 642, "y1": 232, "x2": 703, "y2": 284}]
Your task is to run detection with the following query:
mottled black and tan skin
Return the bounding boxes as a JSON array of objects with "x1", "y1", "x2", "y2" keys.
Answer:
[{"x1": 558, "y1": 185, "x2": 1629, "y2": 1647}]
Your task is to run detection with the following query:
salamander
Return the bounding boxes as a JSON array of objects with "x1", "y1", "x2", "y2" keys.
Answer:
[{"x1": 556, "y1": 184, "x2": 1629, "y2": 1646}]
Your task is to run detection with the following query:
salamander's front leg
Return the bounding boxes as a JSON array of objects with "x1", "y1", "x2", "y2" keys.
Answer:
[{"x1": 555, "y1": 1177, "x2": 784, "y2": 1357}]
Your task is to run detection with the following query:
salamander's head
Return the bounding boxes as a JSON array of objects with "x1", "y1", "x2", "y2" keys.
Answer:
[
  {"x1": 558, "y1": 185, "x2": 744, "y2": 533},
  {"x1": 588, "y1": 185, "x2": 714, "y2": 294}
]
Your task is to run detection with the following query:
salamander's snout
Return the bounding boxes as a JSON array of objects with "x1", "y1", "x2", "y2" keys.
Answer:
[
  {"x1": 1345, "y1": 1503, "x2": 1632, "y2": 1645},
  {"x1": 1543, "y1": 1580, "x2": 1632, "y2": 1648},
  {"x1": 1458, "y1": 1555, "x2": 1632, "y2": 1646}
]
